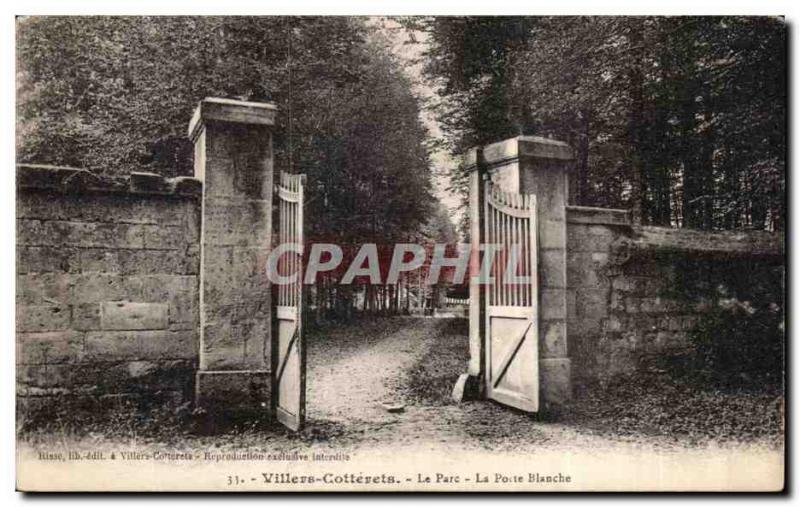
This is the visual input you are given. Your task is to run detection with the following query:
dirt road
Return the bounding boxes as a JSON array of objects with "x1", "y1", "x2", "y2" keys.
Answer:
[
  {"x1": 20, "y1": 316, "x2": 781, "y2": 457},
  {"x1": 17, "y1": 316, "x2": 782, "y2": 492},
  {"x1": 295, "y1": 317, "x2": 782, "y2": 454},
  {"x1": 305, "y1": 317, "x2": 479, "y2": 450}
]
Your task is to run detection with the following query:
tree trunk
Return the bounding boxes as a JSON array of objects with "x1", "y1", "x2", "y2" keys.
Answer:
[
  {"x1": 574, "y1": 109, "x2": 590, "y2": 206},
  {"x1": 627, "y1": 21, "x2": 646, "y2": 225},
  {"x1": 679, "y1": 80, "x2": 701, "y2": 229}
]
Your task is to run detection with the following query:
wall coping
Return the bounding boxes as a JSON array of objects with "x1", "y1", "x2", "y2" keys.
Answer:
[
  {"x1": 188, "y1": 97, "x2": 277, "y2": 141},
  {"x1": 16, "y1": 164, "x2": 202, "y2": 197},
  {"x1": 566, "y1": 206, "x2": 783, "y2": 258},
  {"x1": 628, "y1": 225, "x2": 784, "y2": 259},
  {"x1": 566, "y1": 205, "x2": 632, "y2": 227}
]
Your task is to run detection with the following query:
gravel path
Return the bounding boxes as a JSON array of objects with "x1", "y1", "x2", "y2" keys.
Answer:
[
  {"x1": 301, "y1": 318, "x2": 471, "y2": 450},
  {"x1": 20, "y1": 316, "x2": 782, "y2": 456},
  {"x1": 296, "y1": 316, "x2": 782, "y2": 454},
  {"x1": 18, "y1": 317, "x2": 782, "y2": 492},
  {"x1": 307, "y1": 317, "x2": 436, "y2": 425}
]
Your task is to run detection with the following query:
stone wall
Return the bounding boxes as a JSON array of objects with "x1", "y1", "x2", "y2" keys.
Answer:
[
  {"x1": 566, "y1": 205, "x2": 785, "y2": 387},
  {"x1": 16, "y1": 98, "x2": 279, "y2": 426},
  {"x1": 17, "y1": 128, "x2": 785, "y2": 420},
  {"x1": 16, "y1": 165, "x2": 202, "y2": 417}
]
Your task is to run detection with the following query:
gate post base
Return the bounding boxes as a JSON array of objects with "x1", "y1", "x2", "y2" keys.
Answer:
[
  {"x1": 194, "y1": 370, "x2": 271, "y2": 428},
  {"x1": 451, "y1": 373, "x2": 483, "y2": 403},
  {"x1": 540, "y1": 358, "x2": 572, "y2": 411}
]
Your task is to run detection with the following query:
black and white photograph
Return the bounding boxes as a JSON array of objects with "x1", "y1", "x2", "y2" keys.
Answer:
[{"x1": 9, "y1": 9, "x2": 787, "y2": 493}]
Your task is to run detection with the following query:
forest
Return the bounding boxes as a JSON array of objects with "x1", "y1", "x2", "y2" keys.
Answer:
[
  {"x1": 16, "y1": 16, "x2": 786, "y2": 316},
  {"x1": 16, "y1": 16, "x2": 441, "y2": 246}
]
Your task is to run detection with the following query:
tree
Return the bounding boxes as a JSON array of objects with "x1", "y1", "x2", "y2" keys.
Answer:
[
  {"x1": 18, "y1": 16, "x2": 447, "y2": 320},
  {"x1": 17, "y1": 16, "x2": 437, "y2": 243},
  {"x1": 411, "y1": 16, "x2": 785, "y2": 232}
]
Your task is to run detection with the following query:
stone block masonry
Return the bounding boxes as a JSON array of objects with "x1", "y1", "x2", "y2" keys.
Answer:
[
  {"x1": 16, "y1": 165, "x2": 202, "y2": 417},
  {"x1": 189, "y1": 98, "x2": 276, "y2": 417},
  {"x1": 16, "y1": 98, "x2": 279, "y2": 425},
  {"x1": 18, "y1": 108, "x2": 784, "y2": 423},
  {"x1": 461, "y1": 134, "x2": 784, "y2": 410},
  {"x1": 565, "y1": 206, "x2": 784, "y2": 387},
  {"x1": 463, "y1": 136, "x2": 573, "y2": 410}
]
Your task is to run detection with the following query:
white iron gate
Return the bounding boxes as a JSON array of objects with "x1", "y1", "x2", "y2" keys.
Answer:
[
  {"x1": 483, "y1": 181, "x2": 539, "y2": 412},
  {"x1": 273, "y1": 171, "x2": 306, "y2": 431}
]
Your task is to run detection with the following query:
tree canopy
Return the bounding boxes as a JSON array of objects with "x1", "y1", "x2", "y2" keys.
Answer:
[
  {"x1": 409, "y1": 16, "x2": 785, "y2": 231},
  {"x1": 17, "y1": 16, "x2": 786, "y2": 238},
  {"x1": 17, "y1": 16, "x2": 437, "y2": 244}
]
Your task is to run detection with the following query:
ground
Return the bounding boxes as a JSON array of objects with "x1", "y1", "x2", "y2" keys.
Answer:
[
  {"x1": 17, "y1": 316, "x2": 785, "y2": 491},
  {"x1": 298, "y1": 317, "x2": 783, "y2": 452},
  {"x1": 19, "y1": 316, "x2": 783, "y2": 455}
]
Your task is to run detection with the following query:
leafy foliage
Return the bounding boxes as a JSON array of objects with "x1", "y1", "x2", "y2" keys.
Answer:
[
  {"x1": 569, "y1": 371, "x2": 783, "y2": 445},
  {"x1": 690, "y1": 302, "x2": 783, "y2": 384},
  {"x1": 408, "y1": 16, "x2": 785, "y2": 231},
  {"x1": 17, "y1": 16, "x2": 437, "y2": 244},
  {"x1": 665, "y1": 257, "x2": 785, "y2": 384}
]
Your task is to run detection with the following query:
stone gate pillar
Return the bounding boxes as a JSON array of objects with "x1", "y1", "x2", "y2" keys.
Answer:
[
  {"x1": 514, "y1": 136, "x2": 573, "y2": 408},
  {"x1": 189, "y1": 98, "x2": 277, "y2": 417},
  {"x1": 459, "y1": 136, "x2": 573, "y2": 410}
]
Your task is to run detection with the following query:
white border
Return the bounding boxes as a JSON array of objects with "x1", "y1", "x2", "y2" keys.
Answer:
[{"x1": 2, "y1": 1, "x2": 797, "y2": 504}]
